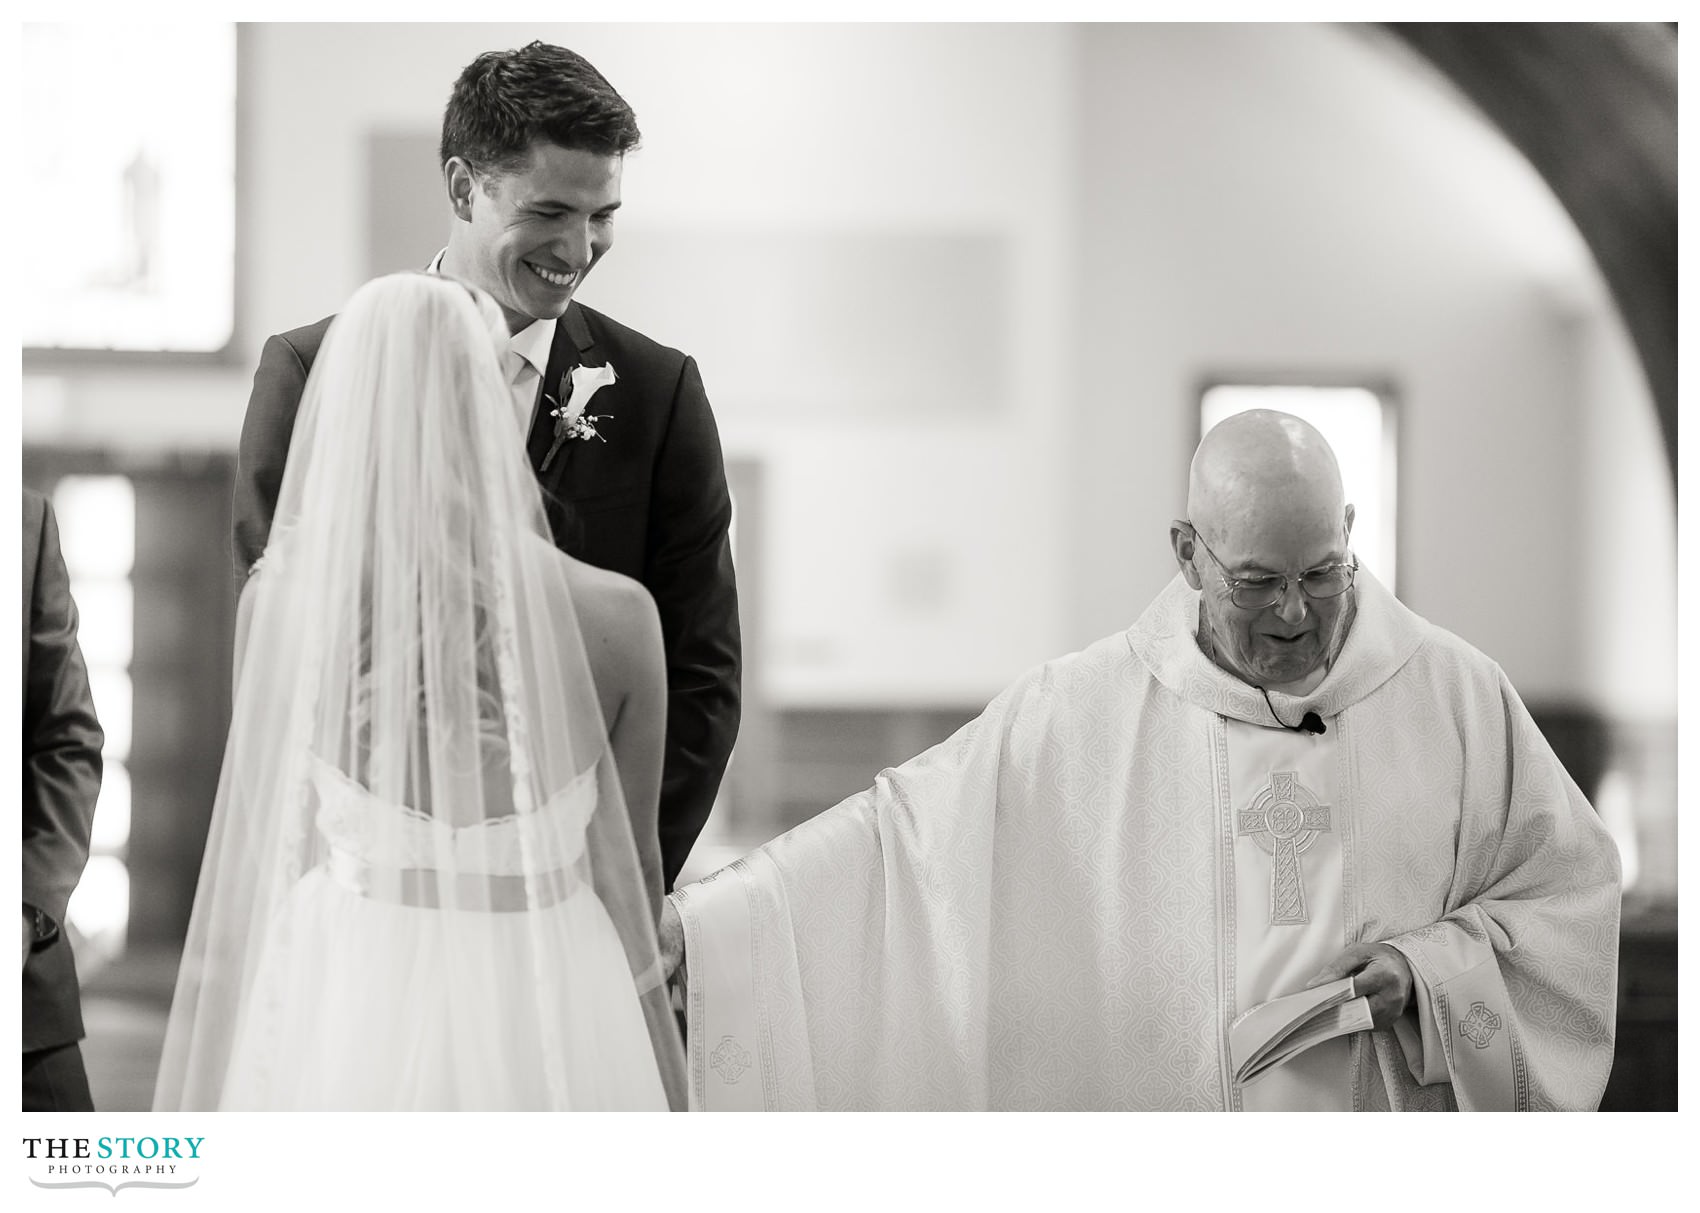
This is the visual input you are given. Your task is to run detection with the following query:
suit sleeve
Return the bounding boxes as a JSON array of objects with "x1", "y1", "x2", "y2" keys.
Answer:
[
  {"x1": 23, "y1": 500, "x2": 104, "y2": 933},
  {"x1": 233, "y1": 333, "x2": 310, "y2": 579},
  {"x1": 646, "y1": 355, "x2": 742, "y2": 889}
]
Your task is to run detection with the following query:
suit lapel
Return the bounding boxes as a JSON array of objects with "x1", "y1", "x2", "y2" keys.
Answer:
[{"x1": 561, "y1": 301, "x2": 597, "y2": 365}]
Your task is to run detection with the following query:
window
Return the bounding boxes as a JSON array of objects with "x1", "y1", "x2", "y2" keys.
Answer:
[
  {"x1": 22, "y1": 23, "x2": 236, "y2": 355},
  {"x1": 55, "y1": 476, "x2": 137, "y2": 967},
  {"x1": 1200, "y1": 383, "x2": 1397, "y2": 592}
]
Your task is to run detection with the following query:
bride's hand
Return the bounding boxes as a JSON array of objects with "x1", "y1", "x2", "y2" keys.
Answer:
[{"x1": 658, "y1": 898, "x2": 685, "y2": 983}]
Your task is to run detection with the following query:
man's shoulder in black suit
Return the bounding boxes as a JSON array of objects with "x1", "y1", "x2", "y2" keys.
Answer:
[
  {"x1": 233, "y1": 314, "x2": 333, "y2": 576},
  {"x1": 275, "y1": 314, "x2": 336, "y2": 374},
  {"x1": 572, "y1": 302, "x2": 692, "y2": 381}
]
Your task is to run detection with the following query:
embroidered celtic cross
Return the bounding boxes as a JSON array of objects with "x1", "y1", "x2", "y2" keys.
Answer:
[
  {"x1": 1238, "y1": 771, "x2": 1332, "y2": 926},
  {"x1": 710, "y1": 1035, "x2": 752, "y2": 1084},
  {"x1": 1458, "y1": 1001, "x2": 1502, "y2": 1049}
]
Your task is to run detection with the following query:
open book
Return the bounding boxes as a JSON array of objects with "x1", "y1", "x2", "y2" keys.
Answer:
[{"x1": 1229, "y1": 976, "x2": 1374, "y2": 1085}]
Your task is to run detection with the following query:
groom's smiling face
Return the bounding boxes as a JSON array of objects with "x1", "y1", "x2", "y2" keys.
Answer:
[{"x1": 446, "y1": 140, "x2": 623, "y2": 334}]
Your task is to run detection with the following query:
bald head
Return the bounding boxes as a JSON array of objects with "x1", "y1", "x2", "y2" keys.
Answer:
[
  {"x1": 1187, "y1": 410, "x2": 1346, "y2": 547},
  {"x1": 1173, "y1": 410, "x2": 1358, "y2": 689}
]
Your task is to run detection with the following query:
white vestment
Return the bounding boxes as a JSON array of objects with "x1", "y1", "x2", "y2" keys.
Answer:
[{"x1": 674, "y1": 571, "x2": 1620, "y2": 1111}]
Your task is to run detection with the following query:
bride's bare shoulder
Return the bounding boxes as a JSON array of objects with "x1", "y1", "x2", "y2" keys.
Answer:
[
  {"x1": 529, "y1": 540, "x2": 661, "y2": 676},
  {"x1": 564, "y1": 557, "x2": 653, "y2": 625}
]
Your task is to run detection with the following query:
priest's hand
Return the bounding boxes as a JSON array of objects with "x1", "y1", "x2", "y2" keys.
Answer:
[
  {"x1": 658, "y1": 897, "x2": 685, "y2": 983},
  {"x1": 1305, "y1": 942, "x2": 1413, "y2": 1029}
]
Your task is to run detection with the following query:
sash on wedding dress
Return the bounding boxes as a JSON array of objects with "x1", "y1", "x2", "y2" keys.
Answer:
[{"x1": 324, "y1": 847, "x2": 580, "y2": 912}]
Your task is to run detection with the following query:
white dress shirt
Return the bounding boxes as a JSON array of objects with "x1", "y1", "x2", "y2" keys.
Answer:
[{"x1": 427, "y1": 249, "x2": 557, "y2": 436}]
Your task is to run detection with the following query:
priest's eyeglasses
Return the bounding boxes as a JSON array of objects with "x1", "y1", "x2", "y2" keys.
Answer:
[{"x1": 1186, "y1": 526, "x2": 1358, "y2": 611}]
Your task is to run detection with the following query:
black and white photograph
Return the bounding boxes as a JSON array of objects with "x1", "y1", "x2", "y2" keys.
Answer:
[{"x1": 12, "y1": 12, "x2": 1683, "y2": 1205}]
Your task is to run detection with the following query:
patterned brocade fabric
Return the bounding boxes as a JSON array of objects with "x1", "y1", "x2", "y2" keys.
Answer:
[{"x1": 679, "y1": 570, "x2": 1620, "y2": 1111}]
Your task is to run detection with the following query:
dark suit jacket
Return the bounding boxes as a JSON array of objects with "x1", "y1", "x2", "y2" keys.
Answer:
[
  {"x1": 22, "y1": 490, "x2": 103, "y2": 1053},
  {"x1": 233, "y1": 301, "x2": 741, "y2": 888}
]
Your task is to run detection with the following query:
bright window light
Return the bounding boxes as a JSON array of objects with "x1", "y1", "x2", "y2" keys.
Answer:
[
  {"x1": 91, "y1": 761, "x2": 132, "y2": 855},
  {"x1": 52, "y1": 476, "x2": 136, "y2": 578},
  {"x1": 66, "y1": 856, "x2": 130, "y2": 962},
  {"x1": 87, "y1": 669, "x2": 133, "y2": 763},
  {"x1": 22, "y1": 23, "x2": 236, "y2": 353},
  {"x1": 68, "y1": 581, "x2": 134, "y2": 668},
  {"x1": 1201, "y1": 385, "x2": 1397, "y2": 592},
  {"x1": 47, "y1": 471, "x2": 138, "y2": 968}
]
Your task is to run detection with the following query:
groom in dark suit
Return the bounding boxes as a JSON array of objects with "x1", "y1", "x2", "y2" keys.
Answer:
[
  {"x1": 233, "y1": 42, "x2": 740, "y2": 889},
  {"x1": 22, "y1": 489, "x2": 103, "y2": 1111}
]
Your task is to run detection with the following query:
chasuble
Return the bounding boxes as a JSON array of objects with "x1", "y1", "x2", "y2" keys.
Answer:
[{"x1": 674, "y1": 571, "x2": 1620, "y2": 1111}]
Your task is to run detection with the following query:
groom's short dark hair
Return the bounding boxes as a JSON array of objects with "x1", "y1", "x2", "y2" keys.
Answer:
[{"x1": 440, "y1": 41, "x2": 641, "y2": 175}]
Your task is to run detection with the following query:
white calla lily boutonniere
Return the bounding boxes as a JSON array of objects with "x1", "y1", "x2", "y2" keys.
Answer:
[{"x1": 540, "y1": 361, "x2": 617, "y2": 471}]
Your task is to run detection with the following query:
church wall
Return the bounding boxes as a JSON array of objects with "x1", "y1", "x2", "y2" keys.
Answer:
[
  {"x1": 1573, "y1": 303, "x2": 1677, "y2": 721},
  {"x1": 21, "y1": 22, "x2": 1670, "y2": 720},
  {"x1": 1068, "y1": 22, "x2": 1664, "y2": 715},
  {"x1": 24, "y1": 21, "x2": 1076, "y2": 710}
]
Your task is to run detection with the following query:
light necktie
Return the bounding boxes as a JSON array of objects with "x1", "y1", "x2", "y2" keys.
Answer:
[{"x1": 506, "y1": 348, "x2": 540, "y2": 436}]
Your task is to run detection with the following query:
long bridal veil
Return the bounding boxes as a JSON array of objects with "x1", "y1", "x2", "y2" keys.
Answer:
[{"x1": 154, "y1": 273, "x2": 686, "y2": 1110}]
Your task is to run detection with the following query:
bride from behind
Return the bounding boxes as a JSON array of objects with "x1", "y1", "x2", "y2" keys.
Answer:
[{"x1": 154, "y1": 273, "x2": 685, "y2": 1110}]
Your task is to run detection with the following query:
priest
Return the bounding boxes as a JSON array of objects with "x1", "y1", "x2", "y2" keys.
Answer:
[{"x1": 662, "y1": 410, "x2": 1620, "y2": 1111}]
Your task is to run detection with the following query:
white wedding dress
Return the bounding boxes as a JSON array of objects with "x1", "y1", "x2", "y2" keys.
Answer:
[
  {"x1": 154, "y1": 275, "x2": 685, "y2": 1113},
  {"x1": 218, "y1": 758, "x2": 668, "y2": 1111}
]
